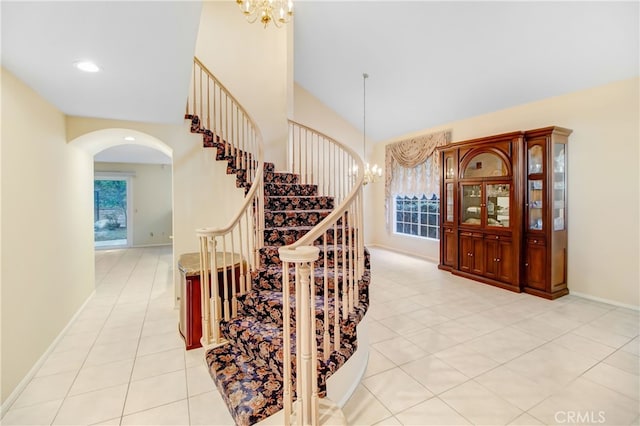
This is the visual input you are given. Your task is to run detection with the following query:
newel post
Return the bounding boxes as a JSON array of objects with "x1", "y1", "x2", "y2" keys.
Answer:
[{"x1": 278, "y1": 245, "x2": 320, "y2": 426}]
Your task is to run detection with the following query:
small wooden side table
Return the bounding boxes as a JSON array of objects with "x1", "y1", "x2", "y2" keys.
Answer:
[{"x1": 177, "y1": 252, "x2": 244, "y2": 350}]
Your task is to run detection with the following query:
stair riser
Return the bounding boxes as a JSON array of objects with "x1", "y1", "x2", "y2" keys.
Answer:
[
  {"x1": 264, "y1": 183, "x2": 318, "y2": 197},
  {"x1": 263, "y1": 210, "x2": 333, "y2": 228},
  {"x1": 264, "y1": 227, "x2": 349, "y2": 246},
  {"x1": 265, "y1": 172, "x2": 299, "y2": 184},
  {"x1": 259, "y1": 246, "x2": 354, "y2": 268},
  {"x1": 265, "y1": 196, "x2": 335, "y2": 211}
]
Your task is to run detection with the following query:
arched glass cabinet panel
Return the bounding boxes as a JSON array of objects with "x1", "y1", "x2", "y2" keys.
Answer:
[{"x1": 462, "y1": 152, "x2": 509, "y2": 178}]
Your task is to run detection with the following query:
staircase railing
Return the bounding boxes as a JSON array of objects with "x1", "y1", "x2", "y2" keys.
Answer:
[
  {"x1": 279, "y1": 120, "x2": 365, "y2": 425},
  {"x1": 187, "y1": 57, "x2": 265, "y2": 347}
]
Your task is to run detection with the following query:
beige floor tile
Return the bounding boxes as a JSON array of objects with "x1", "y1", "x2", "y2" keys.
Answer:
[
  {"x1": 124, "y1": 370, "x2": 187, "y2": 415},
  {"x1": 52, "y1": 384, "x2": 128, "y2": 425},
  {"x1": 378, "y1": 314, "x2": 429, "y2": 336},
  {"x1": 583, "y1": 362, "x2": 639, "y2": 400},
  {"x1": 363, "y1": 347, "x2": 396, "y2": 378},
  {"x1": 69, "y1": 358, "x2": 134, "y2": 396},
  {"x1": 573, "y1": 323, "x2": 633, "y2": 348},
  {"x1": 362, "y1": 368, "x2": 433, "y2": 414},
  {"x1": 395, "y1": 397, "x2": 472, "y2": 425},
  {"x1": 430, "y1": 321, "x2": 484, "y2": 343},
  {"x1": 121, "y1": 399, "x2": 189, "y2": 425},
  {"x1": 184, "y1": 347, "x2": 207, "y2": 368},
  {"x1": 433, "y1": 343, "x2": 500, "y2": 378},
  {"x1": 505, "y1": 342, "x2": 599, "y2": 388},
  {"x1": 465, "y1": 327, "x2": 545, "y2": 363},
  {"x1": 186, "y1": 365, "x2": 216, "y2": 396},
  {"x1": 400, "y1": 355, "x2": 469, "y2": 395},
  {"x1": 439, "y1": 380, "x2": 522, "y2": 425},
  {"x1": 84, "y1": 338, "x2": 139, "y2": 367},
  {"x1": 371, "y1": 336, "x2": 429, "y2": 366},
  {"x1": 188, "y1": 390, "x2": 235, "y2": 425},
  {"x1": 528, "y1": 377, "x2": 638, "y2": 425},
  {"x1": 511, "y1": 317, "x2": 567, "y2": 341},
  {"x1": 136, "y1": 330, "x2": 184, "y2": 357},
  {"x1": 365, "y1": 320, "x2": 399, "y2": 344},
  {"x1": 1, "y1": 399, "x2": 62, "y2": 425},
  {"x1": 372, "y1": 416, "x2": 402, "y2": 425},
  {"x1": 475, "y1": 365, "x2": 556, "y2": 411},
  {"x1": 621, "y1": 336, "x2": 640, "y2": 355},
  {"x1": 12, "y1": 371, "x2": 76, "y2": 409},
  {"x1": 508, "y1": 412, "x2": 545, "y2": 425},
  {"x1": 404, "y1": 327, "x2": 459, "y2": 353},
  {"x1": 342, "y1": 384, "x2": 392, "y2": 425},
  {"x1": 551, "y1": 332, "x2": 618, "y2": 360},
  {"x1": 603, "y1": 349, "x2": 640, "y2": 375},
  {"x1": 95, "y1": 324, "x2": 143, "y2": 346},
  {"x1": 131, "y1": 347, "x2": 185, "y2": 381},
  {"x1": 35, "y1": 348, "x2": 87, "y2": 378}
]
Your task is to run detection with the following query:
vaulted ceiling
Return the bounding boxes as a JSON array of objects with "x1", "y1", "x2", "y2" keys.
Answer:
[{"x1": 2, "y1": 1, "x2": 638, "y2": 161}]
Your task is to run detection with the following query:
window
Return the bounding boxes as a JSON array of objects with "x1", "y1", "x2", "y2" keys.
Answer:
[{"x1": 394, "y1": 194, "x2": 439, "y2": 239}]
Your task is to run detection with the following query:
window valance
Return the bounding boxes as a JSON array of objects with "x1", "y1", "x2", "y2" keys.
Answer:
[{"x1": 384, "y1": 130, "x2": 451, "y2": 231}]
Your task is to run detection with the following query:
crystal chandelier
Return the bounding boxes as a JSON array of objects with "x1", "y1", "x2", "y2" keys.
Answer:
[
  {"x1": 236, "y1": 0, "x2": 293, "y2": 28},
  {"x1": 360, "y1": 73, "x2": 382, "y2": 185}
]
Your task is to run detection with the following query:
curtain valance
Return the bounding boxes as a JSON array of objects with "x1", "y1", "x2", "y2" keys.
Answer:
[{"x1": 384, "y1": 130, "x2": 451, "y2": 231}]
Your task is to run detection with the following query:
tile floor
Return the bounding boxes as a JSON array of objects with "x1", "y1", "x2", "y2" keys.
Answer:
[{"x1": 1, "y1": 246, "x2": 638, "y2": 425}]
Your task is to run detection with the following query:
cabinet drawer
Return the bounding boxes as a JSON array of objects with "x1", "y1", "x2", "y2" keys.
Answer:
[{"x1": 527, "y1": 237, "x2": 546, "y2": 246}]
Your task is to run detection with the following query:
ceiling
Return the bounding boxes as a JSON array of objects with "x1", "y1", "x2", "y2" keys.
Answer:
[
  {"x1": 2, "y1": 1, "x2": 638, "y2": 163},
  {"x1": 294, "y1": 1, "x2": 639, "y2": 142}
]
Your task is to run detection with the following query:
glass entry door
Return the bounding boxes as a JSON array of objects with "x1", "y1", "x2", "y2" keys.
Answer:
[{"x1": 94, "y1": 175, "x2": 131, "y2": 248}]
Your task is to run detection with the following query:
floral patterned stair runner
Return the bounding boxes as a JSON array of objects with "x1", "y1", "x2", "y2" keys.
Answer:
[{"x1": 187, "y1": 115, "x2": 370, "y2": 426}]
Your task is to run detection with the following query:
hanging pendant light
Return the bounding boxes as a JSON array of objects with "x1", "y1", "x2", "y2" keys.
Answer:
[{"x1": 361, "y1": 72, "x2": 382, "y2": 185}]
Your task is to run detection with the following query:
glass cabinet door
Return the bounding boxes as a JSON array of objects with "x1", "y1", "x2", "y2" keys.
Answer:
[
  {"x1": 445, "y1": 156, "x2": 455, "y2": 180},
  {"x1": 528, "y1": 145, "x2": 543, "y2": 174},
  {"x1": 461, "y1": 184, "x2": 482, "y2": 226},
  {"x1": 528, "y1": 180, "x2": 543, "y2": 230},
  {"x1": 553, "y1": 143, "x2": 566, "y2": 230},
  {"x1": 486, "y1": 183, "x2": 510, "y2": 227},
  {"x1": 445, "y1": 183, "x2": 454, "y2": 222}
]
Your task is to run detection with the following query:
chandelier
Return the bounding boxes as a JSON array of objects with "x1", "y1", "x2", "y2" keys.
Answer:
[
  {"x1": 236, "y1": 0, "x2": 293, "y2": 28},
  {"x1": 360, "y1": 73, "x2": 382, "y2": 185}
]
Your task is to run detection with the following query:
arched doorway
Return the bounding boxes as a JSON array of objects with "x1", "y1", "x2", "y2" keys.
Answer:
[{"x1": 69, "y1": 128, "x2": 174, "y2": 250}]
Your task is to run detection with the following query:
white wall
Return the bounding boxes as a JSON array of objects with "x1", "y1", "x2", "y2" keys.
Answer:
[
  {"x1": 94, "y1": 162, "x2": 173, "y2": 246},
  {"x1": 370, "y1": 77, "x2": 639, "y2": 308},
  {"x1": 195, "y1": 1, "x2": 290, "y2": 168},
  {"x1": 1, "y1": 69, "x2": 95, "y2": 403}
]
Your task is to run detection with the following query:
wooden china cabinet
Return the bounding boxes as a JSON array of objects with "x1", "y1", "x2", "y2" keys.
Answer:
[
  {"x1": 438, "y1": 126, "x2": 571, "y2": 299},
  {"x1": 522, "y1": 127, "x2": 571, "y2": 299}
]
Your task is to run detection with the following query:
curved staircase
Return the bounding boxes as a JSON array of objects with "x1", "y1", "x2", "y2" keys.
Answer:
[{"x1": 186, "y1": 58, "x2": 370, "y2": 425}]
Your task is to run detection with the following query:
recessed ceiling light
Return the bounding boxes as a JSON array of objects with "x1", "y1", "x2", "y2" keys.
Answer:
[
  {"x1": 73, "y1": 60, "x2": 100, "y2": 73},
  {"x1": 123, "y1": 136, "x2": 136, "y2": 141}
]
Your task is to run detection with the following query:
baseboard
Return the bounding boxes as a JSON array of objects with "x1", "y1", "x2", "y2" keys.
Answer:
[
  {"x1": 570, "y1": 291, "x2": 639, "y2": 311},
  {"x1": 132, "y1": 243, "x2": 172, "y2": 248},
  {"x1": 0, "y1": 290, "x2": 96, "y2": 417},
  {"x1": 367, "y1": 243, "x2": 439, "y2": 264}
]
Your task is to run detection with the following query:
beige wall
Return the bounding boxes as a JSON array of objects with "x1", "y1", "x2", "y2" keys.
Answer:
[
  {"x1": 195, "y1": 1, "x2": 290, "y2": 169},
  {"x1": 370, "y1": 77, "x2": 639, "y2": 307},
  {"x1": 67, "y1": 117, "x2": 246, "y2": 299},
  {"x1": 1, "y1": 69, "x2": 96, "y2": 403},
  {"x1": 94, "y1": 162, "x2": 173, "y2": 246}
]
